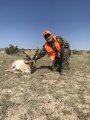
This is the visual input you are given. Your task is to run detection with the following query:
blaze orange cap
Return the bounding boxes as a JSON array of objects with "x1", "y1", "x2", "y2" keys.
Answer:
[{"x1": 42, "y1": 30, "x2": 52, "y2": 36}]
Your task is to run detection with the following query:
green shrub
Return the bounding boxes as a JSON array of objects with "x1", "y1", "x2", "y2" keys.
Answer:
[
  {"x1": 5, "y1": 44, "x2": 20, "y2": 55},
  {"x1": 72, "y1": 50, "x2": 83, "y2": 55},
  {"x1": 87, "y1": 50, "x2": 90, "y2": 54}
]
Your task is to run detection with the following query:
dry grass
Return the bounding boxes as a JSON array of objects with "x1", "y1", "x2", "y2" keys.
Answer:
[{"x1": 0, "y1": 52, "x2": 90, "y2": 120}]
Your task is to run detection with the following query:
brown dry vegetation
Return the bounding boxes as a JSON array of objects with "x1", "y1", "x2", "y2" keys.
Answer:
[{"x1": 0, "y1": 51, "x2": 90, "y2": 120}]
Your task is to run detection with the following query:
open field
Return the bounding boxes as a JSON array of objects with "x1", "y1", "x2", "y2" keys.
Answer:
[{"x1": 0, "y1": 51, "x2": 90, "y2": 120}]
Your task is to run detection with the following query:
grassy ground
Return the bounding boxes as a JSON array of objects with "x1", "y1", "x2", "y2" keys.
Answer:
[{"x1": 0, "y1": 52, "x2": 90, "y2": 120}]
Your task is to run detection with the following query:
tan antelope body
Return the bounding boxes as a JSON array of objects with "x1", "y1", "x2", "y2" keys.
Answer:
[
  {"x1": 11, "y1": 60, "x2": 31, "y2": 73},
  {"x1": 6, "y1": 49, "x2": 39, "y2": 74}
]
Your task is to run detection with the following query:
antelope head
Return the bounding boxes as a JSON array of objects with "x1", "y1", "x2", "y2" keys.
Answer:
[{"x1": 23, "y1": 49, "x2": 39, "y2": 73}]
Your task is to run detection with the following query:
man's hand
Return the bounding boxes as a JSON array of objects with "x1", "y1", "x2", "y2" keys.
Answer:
[{"x1": 57, "y1": 52, "x2": 60, "y2": 58}]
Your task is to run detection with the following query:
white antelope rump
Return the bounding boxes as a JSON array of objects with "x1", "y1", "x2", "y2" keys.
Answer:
[{"x1": 6, "y1": 49, "x2": 39, "y2": 74}]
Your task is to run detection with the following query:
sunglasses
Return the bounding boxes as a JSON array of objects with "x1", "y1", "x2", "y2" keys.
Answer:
[{"x1": 44, "y1": 34, "x2": 51, "y2": 39}]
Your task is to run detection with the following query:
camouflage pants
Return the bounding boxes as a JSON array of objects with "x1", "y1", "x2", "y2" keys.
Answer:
[{"x1": 52, "y1": 57, "x2": 62, "y2": 73}]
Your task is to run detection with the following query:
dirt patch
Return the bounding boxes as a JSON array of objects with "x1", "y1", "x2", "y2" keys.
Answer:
[{"x1": 0, "y1": 53, "x2": 90, "y2": 120}]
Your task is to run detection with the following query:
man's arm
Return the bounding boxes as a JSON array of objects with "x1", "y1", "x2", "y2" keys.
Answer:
[
  {"x1": 56, "y1": 36, "x2": 65, "y2": 47},
  {"x1": 56, "y1": 36, "x2": 71, "y2": 57},
  {"x1": 35, "y1": 46, "x2": 47, "y2": 60}
]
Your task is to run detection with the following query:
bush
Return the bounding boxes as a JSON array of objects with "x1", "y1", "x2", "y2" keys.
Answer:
[
  {"x1": 5, "y1": 44, "x2": 20, "y2": 55},
  {"x1": 87, "y1": 50, "x2": 90, "y2": 54},
  {"x1": 72, "y1": 50, "x2": 83, "y2": 55}
]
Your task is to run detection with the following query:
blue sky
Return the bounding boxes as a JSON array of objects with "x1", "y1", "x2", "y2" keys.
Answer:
[{"x1": 0, "y1": 0, "x2": 90, "y2": 50}]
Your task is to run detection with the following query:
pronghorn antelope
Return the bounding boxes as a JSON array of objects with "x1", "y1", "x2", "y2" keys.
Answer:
[{"x1": 6, "y1": 49, "x2": 39, "y2": 73}]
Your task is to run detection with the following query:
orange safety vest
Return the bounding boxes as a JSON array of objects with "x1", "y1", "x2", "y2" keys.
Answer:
[{"x1": 44, "y1": 36, "x2": 61, "y2": 61}]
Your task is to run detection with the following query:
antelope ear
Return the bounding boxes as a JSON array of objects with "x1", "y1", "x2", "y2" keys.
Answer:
[{"x1": 24, "y1": 61, "x2": 29, "y2": 64}]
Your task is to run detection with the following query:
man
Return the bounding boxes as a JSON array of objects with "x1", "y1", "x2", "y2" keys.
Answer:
[{"x1": 36, "y1": 30, "x2": 70, "y2": 73}]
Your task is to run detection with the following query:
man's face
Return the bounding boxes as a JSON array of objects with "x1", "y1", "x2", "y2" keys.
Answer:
[{"x1": 44, "y1": 34, "x2": 53, "y2": 42}]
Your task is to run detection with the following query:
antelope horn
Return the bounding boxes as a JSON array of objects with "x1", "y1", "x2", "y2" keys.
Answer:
[
  {"x1": 33, "y1": 49, "x2": 39, "y2": 60},
  {"x1": 22, "y1": 49, "x2": 31, "y2": 60}
]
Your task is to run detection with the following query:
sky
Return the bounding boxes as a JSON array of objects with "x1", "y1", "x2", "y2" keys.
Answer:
[{"x1": 0, "y1": 0, "x2": 90, "y2": 50}]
